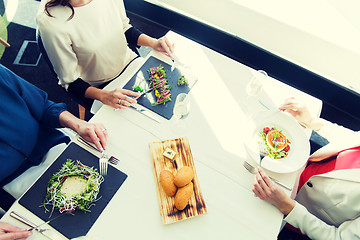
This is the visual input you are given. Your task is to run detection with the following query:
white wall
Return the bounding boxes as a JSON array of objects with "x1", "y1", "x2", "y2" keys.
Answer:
[{"x1": 146, "y1": 0, "x2": 360, "y2": 92}]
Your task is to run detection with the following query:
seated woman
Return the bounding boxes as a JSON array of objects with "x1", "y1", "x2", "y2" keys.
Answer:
[
  {"x1": 36, "y1": 0, "x2": 174, "y2": 110},
  {"x1": 0, "y1": 64, "x2": 107, "y2": 209},
  {"x1": 253, "y1": 97, "x2": 360, "y2": 240}
]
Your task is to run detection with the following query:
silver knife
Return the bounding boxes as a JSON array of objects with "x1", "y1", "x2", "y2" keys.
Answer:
[
  {"x1": 10, "y1": 211, "x2": 66, "y2": 240},
  {"x1": 77, "y1": 137, "x2": 120, "y2": 165},
  {"x1": 258, "y1": 98, "x2": 276, "y2": 111},
  {"x1": 135, "y1": 87, "x2": 155, "y2": 100},
  {"x1": 129, "y1": 105, "x2": 161, "y2": 123},
  {"x1": 27, "y1": 214, "x2": 65, "y2": 231}
]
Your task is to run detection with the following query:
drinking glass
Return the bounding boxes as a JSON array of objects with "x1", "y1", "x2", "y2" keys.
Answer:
[
  {"x1": 172, "y1": 93, "x2": 191, "y2": 133},
  {"x1": 246, "y1": 70, "x2": 268, "y2": 96}
]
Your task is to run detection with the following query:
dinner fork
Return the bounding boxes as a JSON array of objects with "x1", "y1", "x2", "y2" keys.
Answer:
[
  {"x1": 259, "y1": 151, "x2": 266, "y2": 166},
  {"x1": 243, "y1": 161, "x2": 292, "y2": 191},
  {"x1": 170, "y1": 54, "x2": 186, "y2": 71},
  {"x1": 99, "y1": 150, "x2": 108, "y2": 176},
  {"x1": 108, "y1": 156, "x2": 120, "y2": 165}
]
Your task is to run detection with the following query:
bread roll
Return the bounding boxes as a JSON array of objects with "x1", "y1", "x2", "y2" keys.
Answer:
[
  {"x1": 159, "y1": 170, "x2": 177, "y2": 197},
  {"x1": 174, "y1": 182, "x2": 193, "y2": 210},
  {"x1": 174, "y1": 166, "x2": 194, "y2": 187}
]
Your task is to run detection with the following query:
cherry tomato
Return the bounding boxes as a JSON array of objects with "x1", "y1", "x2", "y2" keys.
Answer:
[
  {"x1": 284, "y1": 145, "x2": 290, "y2": 152},
  {"x1": 263, "y1": 127, "x2": 270, "y2": 134}
]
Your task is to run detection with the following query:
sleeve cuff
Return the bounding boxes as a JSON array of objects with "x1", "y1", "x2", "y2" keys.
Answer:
[
  {"x1": 125, "y1": 26, "x2": 142, "y2": 46},
  {"x1": 43, "y1": 101, "x2": 67, "y2": 128},
  {"x1": 67, "y1": 78, "x2": 91, "y2": 99},
  {"x1": 284, "y1": 201, "x2": 304, "y2": 225}
]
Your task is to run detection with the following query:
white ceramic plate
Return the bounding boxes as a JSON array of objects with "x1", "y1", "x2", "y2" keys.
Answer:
[{"x1": 244, "y1": 110, "x2": 310, "y2": 173}]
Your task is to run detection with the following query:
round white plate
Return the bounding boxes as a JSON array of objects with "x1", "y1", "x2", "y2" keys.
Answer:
[{"x1": 244, "y1": 110, "x2": 310, "y2": 173}]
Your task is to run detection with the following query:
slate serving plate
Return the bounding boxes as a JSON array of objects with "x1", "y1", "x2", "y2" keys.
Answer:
[
  {"x1": 123, "y1": 56, "x2": 197, "y2": 120},
  {"x1": 18, "y1": 142, "x2": 128, "y2": 239}
]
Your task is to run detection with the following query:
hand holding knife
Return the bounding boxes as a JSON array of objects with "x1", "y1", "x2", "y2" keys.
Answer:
[
  {"x1": 10, "y1": 211, "x2": 65, "y2": 240},
  {"x1": 134, "y1": 87, "x2": 155, "y2": 100},
  {"x1": 27, "y1": 214, "x2": 64, "y2": 232}
]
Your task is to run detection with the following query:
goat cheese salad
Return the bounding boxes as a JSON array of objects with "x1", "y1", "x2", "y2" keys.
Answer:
[
  {"x1": 258, "y1": 127, "x2": 291, "y2": 159},
  {"x1": 42, "y1": 159, "x2": 104, "y2": 215}
]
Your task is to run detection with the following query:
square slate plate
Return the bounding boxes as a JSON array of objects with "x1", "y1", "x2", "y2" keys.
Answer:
[
  {"x1": 18, "y1": 142, "x2": 128, "y2": 239},
  {"x1": 123, "y1": 56, "x2": 197, "y2": 120}
]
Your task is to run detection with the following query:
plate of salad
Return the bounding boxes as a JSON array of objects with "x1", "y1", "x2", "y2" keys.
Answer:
[
  {"x1": 244, "y1": 110, "x2": 310, "y2": 173},
  {"x1": 123, "y1": 56, "x2": 197, "y2": 120},
  {"x1": 42, "y1": 159, "x2": 104, "y2": 215},
  {"x1": 18, "y1": 142, "x2": 128, "y2": 239}
]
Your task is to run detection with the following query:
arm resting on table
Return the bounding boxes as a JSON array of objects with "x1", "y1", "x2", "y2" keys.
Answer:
[{"x1": 285, "y1": 202, "x2": 360, "y2": 240}]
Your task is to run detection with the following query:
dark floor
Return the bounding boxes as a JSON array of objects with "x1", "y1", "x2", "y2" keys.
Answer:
[{"x1": 0, "y1": 5, "x2": 310, "y2": 240}]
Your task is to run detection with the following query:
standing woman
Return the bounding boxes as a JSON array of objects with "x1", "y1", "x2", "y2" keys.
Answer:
[{"x1": 37, "y1": 0, "x2": 174, "y2": 110}]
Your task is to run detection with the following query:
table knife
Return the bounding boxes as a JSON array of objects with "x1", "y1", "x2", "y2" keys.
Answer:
[
  {"x1": 77, "y1": 137, "x2": 120, "y2": 165},
  {"x1": 10, "y1": 211, "x2": 65, "y2": 240},
  {"x1": 129, "y1": 105, "x2": 161, "y2": 123},
  {"x1": 258, "y1": 99, "x2": 277, "y2": 111},
  {"x1": 135, "y1": 87, "x2": 155, "y2": 100},
  {"x1": 27, "y1": 214, "x2": 64, "y2": 231}
]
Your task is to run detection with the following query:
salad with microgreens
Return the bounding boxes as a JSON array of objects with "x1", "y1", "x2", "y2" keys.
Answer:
[
  {"x1": 177, "y1": 75, "x2": 188, "y2": 86},
  {"x1": 42, "y1": 159, "x2": 104, "y2": 215},
  {"x1": 258, "y1": 127, "x2": 291, "y2": 159},
  {"x1": 133, "y1": 85, "x2": 143, "y2": 93},
  {"x1": 147, "y1": 65, "x2": 172, "y2": 105}
]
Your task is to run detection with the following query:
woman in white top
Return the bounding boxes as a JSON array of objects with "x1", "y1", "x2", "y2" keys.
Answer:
[{"x1": 37, "y1": 0, "x2": 174, "y2": 109}]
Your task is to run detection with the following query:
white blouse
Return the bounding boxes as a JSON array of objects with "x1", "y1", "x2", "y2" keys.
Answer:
[{"x1": 37, "y1": 0, "x2": 138, "y2": 89}]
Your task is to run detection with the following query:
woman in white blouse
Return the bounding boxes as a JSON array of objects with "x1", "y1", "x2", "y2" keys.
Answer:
[{"x1": 37, "y1": 0, "x2": 174, "y2": 110}]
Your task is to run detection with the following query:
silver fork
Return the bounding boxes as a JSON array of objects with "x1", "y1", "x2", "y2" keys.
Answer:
[
  {"x1": 78, "y1": 137, "x2": 120, "y2": 166},
  {"x1": 108, "y1": 156, "x2": 120, "y2": 165},
  {"x1": 259, "y1": 151, "x2": 266, "y2": 166},
  {"x1": 99, "y1": 150, "x2": 108, "y2": 176},
  {"x1": 243, "y1": 161, "x2": 292, "y2": 191}
]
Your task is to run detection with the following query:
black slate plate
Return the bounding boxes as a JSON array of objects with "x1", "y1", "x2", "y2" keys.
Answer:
[
  {"x1": 18, "y1": 142, "x2": 128, "y2": 239},
  {"x1": 123, "y1": 56, "x2": 197, "y2": 120}
]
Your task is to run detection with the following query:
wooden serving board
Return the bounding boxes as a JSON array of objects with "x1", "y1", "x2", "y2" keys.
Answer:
[{"x1": 149, "y1": 137, "x2": 207, "y2": 224}]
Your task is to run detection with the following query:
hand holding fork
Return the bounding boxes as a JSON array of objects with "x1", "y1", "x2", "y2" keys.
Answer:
[
  {"x1": 243, "y1": 161, "x2": 292, "y2": 191},
  {"x1": 77, "y1": 137, "x2": 120, "y2": 176}
]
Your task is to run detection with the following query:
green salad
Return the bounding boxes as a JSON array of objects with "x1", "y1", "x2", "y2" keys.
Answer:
[
  {"x1": 42, "y1": 159, "x2": 104, "y2": 215},
  {"x1": 177, "y1": 76, "x2": 188, "y2": 86},
  {"x1": 258, "y1": 127, "x2": 291, "y2": 159}
]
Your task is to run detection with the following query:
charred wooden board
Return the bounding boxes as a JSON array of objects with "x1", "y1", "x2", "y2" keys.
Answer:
[{"x1": 149, "y1": 137, "x2": 207, "y2": 224}]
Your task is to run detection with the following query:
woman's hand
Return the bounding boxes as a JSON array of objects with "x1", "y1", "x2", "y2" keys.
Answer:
[
  {"x1": 101, "y1": 88, "x2": 140, "y2": 109},
  {"x1": 138, "y1": 34, "x2": 174, "y2": 57},
  {"x1": 253, "y1": 168, "x2": 295, "y2": 215},
  {"x1": 0, "y1": 222, "x2": 32, "y2": 240},
  {"x1": 279, "y1": 97, "x2": 322, "y2": 130},
  {"x1": 77, "y1": 122, "x2": 108, "y2": 152},
  {"x1": 59, "y1": 112, "x2": 108, "y2": 151},
  {"x1": 151, "y1": 36, "x2": 175, "y2": 57}
]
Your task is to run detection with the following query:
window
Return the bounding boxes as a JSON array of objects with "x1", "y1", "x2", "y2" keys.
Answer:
[{"x1": 145, "y1": 0, "x2": 360, "y2": 93}]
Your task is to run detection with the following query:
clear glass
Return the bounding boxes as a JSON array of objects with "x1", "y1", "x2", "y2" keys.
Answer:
[
  {"x1": 173, "y1": 93, "x2": 190, "y2": 119},
  {"x1": 246, "y1": 70, "x2": 267, "y2": 97},
  {"x1": 172, "y1": 93, "x2": 191, "y2": 133}
]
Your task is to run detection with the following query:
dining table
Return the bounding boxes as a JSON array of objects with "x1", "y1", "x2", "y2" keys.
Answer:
[{"x1": 1, "y1": 31, "x2": 322, "y2": 240}]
